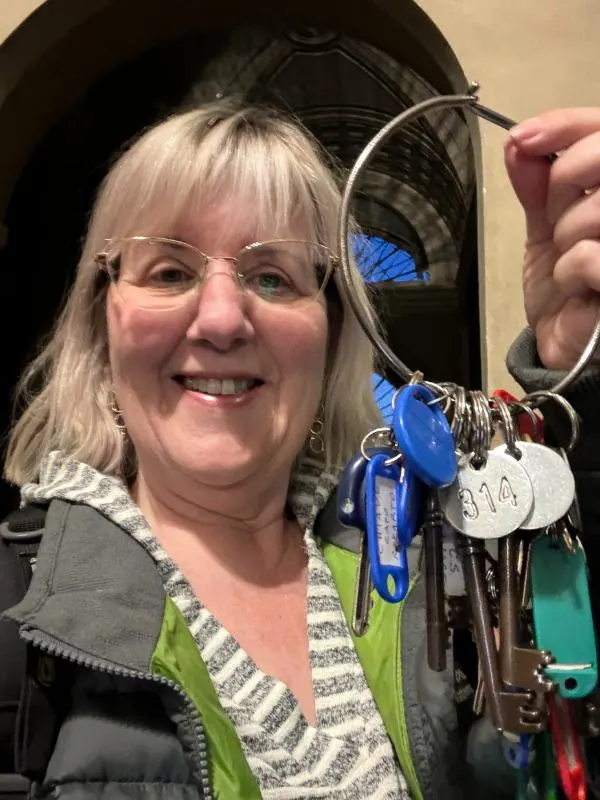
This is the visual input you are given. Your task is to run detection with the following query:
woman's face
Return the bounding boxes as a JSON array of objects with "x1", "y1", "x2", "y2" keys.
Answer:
[{"x1": 106, "y1": 201, "x2": 330, "y2": 489}]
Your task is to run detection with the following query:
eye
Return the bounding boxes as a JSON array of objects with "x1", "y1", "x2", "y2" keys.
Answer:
[
  {"x1": 146, "y1": 260, "x2": 197, "y2": 288},
  {"x1": 246, "y1": 270, "x2": 297, "y2": 299},
  {"x1": 150, "y1": 264, "x2": 192, "y2": 284}
]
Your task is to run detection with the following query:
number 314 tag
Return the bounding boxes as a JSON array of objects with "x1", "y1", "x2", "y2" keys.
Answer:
[{"x1": 438, "y1": 450, "x2": 534, "y2": 539}]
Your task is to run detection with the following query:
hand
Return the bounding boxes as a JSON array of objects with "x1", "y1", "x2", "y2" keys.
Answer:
[{"x1": 505, "y1": 108, "x2": 600, "y2": 371}]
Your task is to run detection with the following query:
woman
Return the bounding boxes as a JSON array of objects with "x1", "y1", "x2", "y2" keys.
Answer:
[{"x1": 2, "y1": 101, "x2": 600, "y2": 799}]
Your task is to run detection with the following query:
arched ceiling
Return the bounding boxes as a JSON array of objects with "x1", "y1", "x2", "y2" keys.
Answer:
[{"x1": 182, "y1": 24, "x2": 475, "y2": 285}]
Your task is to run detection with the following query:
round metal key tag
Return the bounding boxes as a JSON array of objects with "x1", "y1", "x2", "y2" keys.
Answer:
[
  {"x1": 493, "y1": 440, "x2": 575, "y2": 530},
  {"x1": 438, "y1": 449, "x2": 534, "y2": 538}
]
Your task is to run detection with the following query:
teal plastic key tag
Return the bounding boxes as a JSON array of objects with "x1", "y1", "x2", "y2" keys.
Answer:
[{"x1": 531, "y1": 533, "x2": 598, "y2": 699}]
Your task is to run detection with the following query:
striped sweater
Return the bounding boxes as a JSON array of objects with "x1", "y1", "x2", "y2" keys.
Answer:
[{"x1": 22, "y1": 452, "x2": 410, "y2": 799}]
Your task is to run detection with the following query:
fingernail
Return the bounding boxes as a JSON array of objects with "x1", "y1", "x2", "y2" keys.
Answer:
[{"x1": 510, "y1": 118, "x2": 543, "y2": 144}]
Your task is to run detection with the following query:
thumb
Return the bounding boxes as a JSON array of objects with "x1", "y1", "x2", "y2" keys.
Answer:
[{"x1": 504, "y1": 140, "x2": 553, "y2": 244}]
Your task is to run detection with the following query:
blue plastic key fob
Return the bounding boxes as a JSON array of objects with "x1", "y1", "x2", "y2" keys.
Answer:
[
  {"x1": 364, "y1": 453, "x2": 409, "y2": 603},
  {"x1": 393, "y1": 384, "x2": 457, "y2": 488}
]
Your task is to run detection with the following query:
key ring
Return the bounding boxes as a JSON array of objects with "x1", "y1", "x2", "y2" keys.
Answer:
[
  {"x1": 337, "y1": 83, "x2": 600, "y2": 403},
  {"x1": 360, "y1": 427, "x2": 404, "y2": 466}
]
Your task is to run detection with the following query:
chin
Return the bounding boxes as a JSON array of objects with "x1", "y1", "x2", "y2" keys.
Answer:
[{"x1": 170, "y1": 445, "x2": 268, "y2": 487}]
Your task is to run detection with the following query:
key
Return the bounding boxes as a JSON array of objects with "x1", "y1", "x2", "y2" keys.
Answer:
[
  {"x1": 423, "y1": 491, "x2": 448, "y2": 671},
  {"x1": 518, "y1": 535, "x2": 533, "y2": 613},
  {"x1": 472, "y1": 662, "x2": 486, "y2": 715},
  {"x1": 441, "y1": 391, "x2": 547, "y2": 733},
  {"x1": 459, "y1": 535, "x2": 506, "y2": 730},
  {"x1": 392, "y1": 383, "x2": 458, "y2": 488},
  {"x1": 352, "y1": 531, "x2": 373, "y2": 637},
  {"x1": 397, "y1": 463, "x2": 425, "y2": 548},
  {"x1": 460, "y1": 534, "x2": 546, "y2": 734},
  {"x1": 497, "y1": 532, "x2": 555, "y2": 692}
]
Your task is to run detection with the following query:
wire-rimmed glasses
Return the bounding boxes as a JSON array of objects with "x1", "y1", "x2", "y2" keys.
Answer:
[{"x1": 95, "y1": 236, "x2": 338, "y2": 311}]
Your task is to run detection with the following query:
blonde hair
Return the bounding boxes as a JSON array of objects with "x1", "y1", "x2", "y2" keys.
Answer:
[{"x1": 5, "y1": 100, "x2": 383, "y2": 484}]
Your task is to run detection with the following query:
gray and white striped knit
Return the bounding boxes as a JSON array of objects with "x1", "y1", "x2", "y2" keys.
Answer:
[{"x1": 22, "y1": 452, "x2": 410, "y2": 799}]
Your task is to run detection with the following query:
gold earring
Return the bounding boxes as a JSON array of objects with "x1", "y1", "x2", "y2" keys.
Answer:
[
  {"x1": 110, "y1": 396, "x2": 127, "y2": 439},
  {"x1": 308, "y1": 403, "x2": 325, "y2": 455}
]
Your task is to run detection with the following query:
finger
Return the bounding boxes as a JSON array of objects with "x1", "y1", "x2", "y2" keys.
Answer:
[
  {"x1": 553, "y1": 238, "x2": 600, "y2": 297},
  {"x1": 536, "y1": 298, "x2": 600, "y2": 371},
  {"x1": 510, "y1": 107, "x2": 600, "y2": 156},
  {"x1": 504, "y1": 140, "x2": 552, "y2": 243},
  {"x1": 553, "y1": 190, "x2": 600, "y2": 253},
  {"x1": 546, "y1": 131, "x2": 600, "y2": 223}
]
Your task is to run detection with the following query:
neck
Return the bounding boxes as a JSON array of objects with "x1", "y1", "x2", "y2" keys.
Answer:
[{"x1": 132, "y1": 464, "x2": 305, "y2": 586}]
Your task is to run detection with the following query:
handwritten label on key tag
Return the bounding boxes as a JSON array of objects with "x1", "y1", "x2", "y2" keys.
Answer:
[
  {"x1": 493, "y1": 440, "x2": 576, "y2": 530},
  {"x1": 438, "y1": 449, "x2": 534, "y2": 538},
  {"x1": 531, "y1": 533, "x2": 598, "y2": 700},
  {"x1": 393, "y1": 384, "x2": 457, "y2": 488},
  {"x1": 337, "y1": 447, "x2": 397, "y2": 529},
  {"x1": 364, "y1": 453, "x2": 409, "y2": 602}
]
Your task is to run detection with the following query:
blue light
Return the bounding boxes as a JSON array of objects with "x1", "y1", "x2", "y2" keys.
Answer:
[{"x1": 352, "y1": 233, "x2": 430, "y2": 283}]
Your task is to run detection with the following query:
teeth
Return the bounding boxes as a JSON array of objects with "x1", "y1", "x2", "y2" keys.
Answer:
[{"x1": 181, "y1": 377, "x2": 255, "y2": 396}]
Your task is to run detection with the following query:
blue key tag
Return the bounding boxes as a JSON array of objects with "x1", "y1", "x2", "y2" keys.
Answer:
[
  {"x1": 531, "y1": 533, "x2": 598, "y2": 699},
  {"x1": 503, "y1": 733, "x2": 534, "y2": 770},
  {"x1": 397, "y1": 466, "x2": 425, "y2": 547},
  {"x1": 392, "y1": 384, "x2": 457, "y2": 488},
  {"x1": 364, "y1": 453, "x2": 408, "y2": 603},
  {"x1": 337, "y1": 447, "x2": 397, "y2": 529}
]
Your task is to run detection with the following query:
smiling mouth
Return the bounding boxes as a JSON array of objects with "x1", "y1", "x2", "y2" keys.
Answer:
[{"x1": 175, "y1": 376, "x2": 264, "y2": 396}]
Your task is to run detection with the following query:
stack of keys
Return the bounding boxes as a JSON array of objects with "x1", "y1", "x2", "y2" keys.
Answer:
[
  {"x1": 337, "y1": 381, "x2": 599, "y2": 798},
  {"x1": 437, "y1": 389, "x2": 598, "y2": 798}
]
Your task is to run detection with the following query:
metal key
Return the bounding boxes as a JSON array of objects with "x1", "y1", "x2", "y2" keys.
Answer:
[
  {"x1": 498, "y1": 532, "x2": 555, "y2": 693},
  {"x1": 460, "y1": 535, "x2": 505, "y2": 730},
  {"x1": 352, "y1": 531, "x2": 372, "y2": 637},
  {"x1": 472, "y1": 661, "x2": 486, "y2": 715},
  {"x1": 518, "y1": 534, "x2": 533, "y2": 613},
  {"x1": 461, "y1": 533, "x2": 548, "y2": 735},
  {"x1": 423, "y1": 491, "x2": 448, "y2": 671}
]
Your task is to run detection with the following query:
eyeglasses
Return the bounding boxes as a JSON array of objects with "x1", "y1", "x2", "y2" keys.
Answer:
[{"x1": 95, "y1": 236, "x2": 338, "y2": 311}]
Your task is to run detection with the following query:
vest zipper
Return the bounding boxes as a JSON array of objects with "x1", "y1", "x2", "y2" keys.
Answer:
[{"x1": 20, "y1": 626, "x2": 213, "y2": 800}]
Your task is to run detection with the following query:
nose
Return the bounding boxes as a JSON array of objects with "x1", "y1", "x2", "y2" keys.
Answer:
[{"x1": 184, "y1": 262, "x2": 253, "y2": 351}]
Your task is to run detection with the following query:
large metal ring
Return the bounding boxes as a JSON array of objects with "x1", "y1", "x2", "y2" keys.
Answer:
[
  {"x1": 337, "y1": 88, "x2": 600, "y2": 400},
  {"x1": 520, "y1": 390, "x2": 580, "y2": 452}
]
